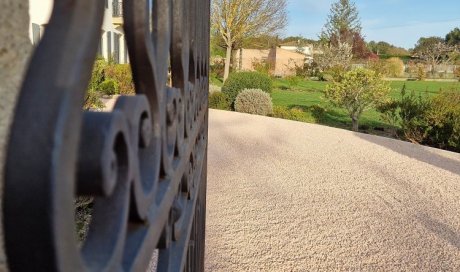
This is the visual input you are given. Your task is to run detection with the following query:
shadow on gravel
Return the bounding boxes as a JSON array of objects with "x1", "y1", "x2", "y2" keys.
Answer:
[
  {"x1": 416, "y1": 213, "x2": 460, "y2": 250},
  {"x1": 354, "y1": 133, "x2": 460, "y2": 176},
  {"x1": 208, "y1": 112, "x2": 285, "y2": 167}
]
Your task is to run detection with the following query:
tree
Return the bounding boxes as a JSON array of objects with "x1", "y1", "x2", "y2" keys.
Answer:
[
  {"x1": 446, "y1": 27, "x2": 460, "y2": 46},
  {"x1": 281, "y1": 36, "x2": 318, "y2": 46},
  {"x1": 211, "y1": 0, "x2": 288, "y2": 81},
  {"x1": 350, "y1": 31, "x2": 370, "y2": 59},
  {"x1": 324, "y1": 68, "x2": 391, "y2": 131},
  {"x1": 413, "y1": 36, "x2": 445, "y2": 53},
  {"x1": 414, "y1": 37, "x2": 459, "y2": 75},
  {"x1": 320, "y1": 0, "x2": 370, "y2": 60},
  {"x1": 320, "y1": 0, "x2": 361, "y2": 45},
  {"x1": 315, "y1": 42, "x2": 353, "y2": 72},
  {"x1": 367, "y1": 41, "x2": 410, "y2": 56},
  {"x1": 368, "y1": 41, "x2": 390, "y2": 54},
  {"x1": 241, "y1": 34, "x2": 279, "y2": 49}
]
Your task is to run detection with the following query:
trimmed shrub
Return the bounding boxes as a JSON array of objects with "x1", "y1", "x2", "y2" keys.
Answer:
[
  {"x1": 209, "y1": 84, "x2": 222, "y2": 94},
  {"x1": 209, "y1": 92, "x2": 231, "y2": 110},
  {"x1": 234, "y1": 89, "x2": 273, "y2": 116},
  {"x1": 272, "y1": 105, "x2": 291, "y2": 119},
  {"x1": 377, "y1": 85, "x2": 460, "y2": 152},
  {"x1": 272, "y1": 106, "x2": 317, "y2": 123},
  {"x1": 425, "y1": 91, "x2": 460, "y2": 151},
  {"x1": 385, "y1": 57, "x2": 404, "y2": 77},
  {"x1": 222, "y1": 72, "x2": 272, "y2": 107},
  {"x1": 84, "y1": 58, "x2": 107, "y2": 110},
  {"x1": 398, "y1": 89, "x2": 430, "y2": 143},
  {"x1": 99, "y1": 79, "x2": 119, "y2": 95},
  {"x1": 104, "y1": 64, "x2": 135, "y2": 95},
  {"x1": 272, "y1": 106, "x2": 304, "y2": 121},
  {"x1": 88, "y1": 58, "x2": 107, "y2": 90},
  {"x1": 84, "y1": 88, "x2": 104, "y2": 110}
]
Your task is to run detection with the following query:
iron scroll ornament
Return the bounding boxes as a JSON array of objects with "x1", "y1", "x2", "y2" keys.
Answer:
[{"x1": 4, "y1": 0, "x2": 209, "y2": 271}]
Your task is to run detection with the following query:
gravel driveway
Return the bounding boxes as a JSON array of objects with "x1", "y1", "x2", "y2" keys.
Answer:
[{"x1": 205, "y1": 109, "x2": 460, "y2": 271}]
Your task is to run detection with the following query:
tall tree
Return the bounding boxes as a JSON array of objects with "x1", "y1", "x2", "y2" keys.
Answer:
[
  {"x1": 211, "y1": 0, "x2": 288, "y2": 81},
  {"x1": 320, "y1": 0, "x2": 362, "y2": 45},
  {"x1": 446, "y1": 27, "x2": 460, "y2": 46}
]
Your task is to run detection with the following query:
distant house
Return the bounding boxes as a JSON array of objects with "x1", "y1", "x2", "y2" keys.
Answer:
[
  {"x1": 29, "y1": 0, "x2": 129, "y2": 64},
  {"x1": 234, "y1": 47, "x2": 306, "y2": 77},
  {"x1": 278, "y1": 41, "x2": 315, "y2": 62}
]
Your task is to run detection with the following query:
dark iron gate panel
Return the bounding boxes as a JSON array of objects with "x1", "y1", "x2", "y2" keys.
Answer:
[{"x1": 3, "y1": 0, "x2": 209, "y2": 271}]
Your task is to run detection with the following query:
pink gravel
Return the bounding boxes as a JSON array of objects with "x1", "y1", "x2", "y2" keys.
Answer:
[{"x1": 205, "y1": 109, "x2": 460, "y2": 271}]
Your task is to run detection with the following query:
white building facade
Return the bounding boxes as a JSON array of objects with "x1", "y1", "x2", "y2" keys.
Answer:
[
  {"x1": 279, "y1": 44, "x2": 314, "y2": 62},
  {"x1": 29, "y1": 0, "x2": 128, "y2": 64}
]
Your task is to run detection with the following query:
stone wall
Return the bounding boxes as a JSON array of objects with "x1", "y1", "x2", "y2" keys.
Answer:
[
  {"x1": 233, "y1": 48, "x2": 306, "y2": 77},
  {"x1": 0, "y1": 1, "x2": 32, "y2": 271}
]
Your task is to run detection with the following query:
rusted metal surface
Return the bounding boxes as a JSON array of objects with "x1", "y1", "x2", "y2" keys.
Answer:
[{"x1": 3, "y1": 0, "x2": 209, "y2": 271}]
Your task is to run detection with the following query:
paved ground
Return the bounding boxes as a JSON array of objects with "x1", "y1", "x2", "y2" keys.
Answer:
[{"x1": 205, "y1": 109, "x2": 460, "y2": 271}]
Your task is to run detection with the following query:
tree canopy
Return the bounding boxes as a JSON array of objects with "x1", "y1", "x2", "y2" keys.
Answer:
[
  {"x1": 320, "y1": 0, "x2": 362, "y2": 45},
  {"x1": 280, "y1": 36, "x2": 318, "y2": 46},
  {"x1": 446, "y1": 27, "x2": 460, "y2": 46},
  {"x1": 413, "y1": 36, "x2": 445, "y2": 53},
  {"x1": 211, "y1": 0, "x2": 288, "y2": 80},
  {"x1": 367, "y1": 41, "x2": 410, "y2": 56},
  {"x1": 413, "y1": 36, "x2": 459, "y2": 71},
  {"x1": 320, "y1": 0, "x2": 369, "y2": 59},
  {"x1": 324, "y1": 68, "x2": 390, "y2": 131}
]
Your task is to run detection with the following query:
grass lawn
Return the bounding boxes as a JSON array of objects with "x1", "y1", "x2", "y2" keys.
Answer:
[{"x1": 271, "y1": 78, "x2": 460, "y2": 132}]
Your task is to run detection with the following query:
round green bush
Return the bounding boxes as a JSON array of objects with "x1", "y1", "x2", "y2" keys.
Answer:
[
  {"x1": 99, "y1": 79, "x2": 119, "y2": 95},
  {"x1": 234, "y1": 89, "x2": 273, "y2": 116},
  {"x1": 222, "y1": 72, "x2": 272, "y2": 107},
  {"x1": 209, "y1": 92, "x2": 231, "y2": 110}
]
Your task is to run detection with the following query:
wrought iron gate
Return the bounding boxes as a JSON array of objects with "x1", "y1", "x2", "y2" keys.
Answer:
[{"x1": 3, "y1": 0, "x2": 209, "y2": 271}]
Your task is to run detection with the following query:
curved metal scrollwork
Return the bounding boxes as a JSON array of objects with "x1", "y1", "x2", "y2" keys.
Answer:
[{"x1": 3, "y1": 0, "x2": 209, "y2": 271}]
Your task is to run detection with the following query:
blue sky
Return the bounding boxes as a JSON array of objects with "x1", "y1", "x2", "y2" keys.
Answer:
[{"x1": 286, "y1": 0, "x2": 460, "y2": 49}]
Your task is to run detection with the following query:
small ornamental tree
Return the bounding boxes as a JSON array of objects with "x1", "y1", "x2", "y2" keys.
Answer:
[{"x1": 324, "y1": 68, "x2": 391, "y2": 131}]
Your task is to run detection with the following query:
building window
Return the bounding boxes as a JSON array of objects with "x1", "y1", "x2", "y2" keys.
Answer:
[{"x1": 32, "y1": 23, "x2": 40, "y2": 45}]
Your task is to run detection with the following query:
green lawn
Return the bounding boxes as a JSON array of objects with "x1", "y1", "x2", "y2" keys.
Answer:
[{"x1": 271, "y1": 78, "x2": 460, "y2": 131}]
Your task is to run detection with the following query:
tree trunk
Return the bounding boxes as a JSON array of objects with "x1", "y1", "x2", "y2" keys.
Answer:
[
  {"x1": 352, "y1": 115, "x2": 359, "y2": 132},
  {"x1": 223, "y1": 44, "x2": 232, "y2": 81},
  {"x1": 239, "y1": 48, "x2": 243, "y2": 70}
]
